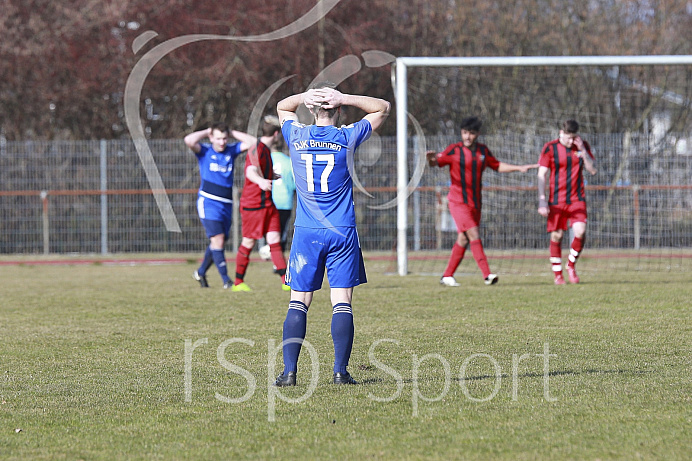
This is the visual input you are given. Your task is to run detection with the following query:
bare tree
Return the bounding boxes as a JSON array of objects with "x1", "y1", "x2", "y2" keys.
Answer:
[{"x1": 1, "y1": 0, "x2": 690, "y2": 140}]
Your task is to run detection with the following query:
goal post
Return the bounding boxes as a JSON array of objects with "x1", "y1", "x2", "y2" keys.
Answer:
[{"x1": 394, "y1": 55, "x2": 692, "y2": 276}]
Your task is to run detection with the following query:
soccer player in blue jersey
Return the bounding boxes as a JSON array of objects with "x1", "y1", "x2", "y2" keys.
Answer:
[
  {"x1": 273, "y1": 83, "x2": 390, "y2": 386},
  {"x1": 184, "y1": 122, "x2": 256, "y2": 289}
]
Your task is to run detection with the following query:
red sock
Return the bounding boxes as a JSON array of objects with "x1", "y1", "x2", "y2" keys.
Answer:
[
  {"x1": 270, "y1": 242, "x2": 287, "y2": 284},
  {"x1": 568, "y1": 237, "x2": 584, "y2": 268},
  {"x1": 470, "y1": 240, "x2": 491, "y2": 278},
  {"x1": 234, "y1": 245, "x2": 252, "y2": 285},
  {"x1": 550, "y1": 240, "x2": 562, "y2": 277},
  {"x1": 443, "y1": 243, "x2": 466, "y2": 277}
]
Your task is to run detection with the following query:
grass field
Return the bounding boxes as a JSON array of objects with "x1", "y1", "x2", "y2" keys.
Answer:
[{"x1": 1, "y1": 254, "x2": 690, "y2": 460}]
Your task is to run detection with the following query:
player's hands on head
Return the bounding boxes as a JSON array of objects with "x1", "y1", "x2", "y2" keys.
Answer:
[
  {"x1": 304, "y1": 88, "x2": 344, "y2": 110},
  {"x1": 315, "y1": 88, "x2": 344, "y2": 109},
  {"x1": 573, "y1": 136, "x2": 585, "y2": 152},
  {"x1": 302, "y1": 89, "x2": 321, "y2": 110}
]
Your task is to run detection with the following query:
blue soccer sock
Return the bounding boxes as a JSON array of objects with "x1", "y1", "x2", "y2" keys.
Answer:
[
  {"x1": 198, "y1": 246, "x2": 214, "y2": 275},
  {"x1": 211, "y1": 248, "x2": 230, "y2": 284},
  {"x1": 331, "y1": 303, "x2": 354, "y2": 374},
  {"x1": 282, "y1": 301, "x2": 308, "y2": 374}
]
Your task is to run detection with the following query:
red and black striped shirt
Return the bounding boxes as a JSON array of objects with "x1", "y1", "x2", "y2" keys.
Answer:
[
  {"x1": 538, "y1": 139, "x2": 594, "y2": 206},
  {"x1": 239, "y1": 141, "x2": 274, "y2": 211},
  {"x1": 436, "y1": 142, "x2": 500, "y2": 210}
]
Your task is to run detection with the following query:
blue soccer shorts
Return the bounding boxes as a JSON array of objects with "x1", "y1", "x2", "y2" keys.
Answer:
[
  {"x1": 197, "y1": 195, "x2": 232, "y2": 238},
  {"x1": 286, "y1": 226, "x2": 367, "y2": 291}
]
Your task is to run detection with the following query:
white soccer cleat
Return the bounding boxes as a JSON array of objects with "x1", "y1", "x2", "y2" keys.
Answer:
[
  {"x1": 440, "y1": 276, "x2": 460, "y2": 287},
  {"x1": 484, "y1": 274, "x2": 499, "y2": 285}
]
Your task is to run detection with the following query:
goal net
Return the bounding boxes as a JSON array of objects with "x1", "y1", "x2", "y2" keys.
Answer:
[{"x1": 391, "y1": 56, "x2": 692, "y2": 276}]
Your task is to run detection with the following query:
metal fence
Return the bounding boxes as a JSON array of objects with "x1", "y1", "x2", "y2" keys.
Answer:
[{"x1": 1, "y1": 134, "x2": 690, "y2": 271}]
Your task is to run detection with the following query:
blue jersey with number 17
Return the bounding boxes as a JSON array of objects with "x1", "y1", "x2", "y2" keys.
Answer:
[{"x1": 282, "y1": 119, "x2": 372, "y2": 229}]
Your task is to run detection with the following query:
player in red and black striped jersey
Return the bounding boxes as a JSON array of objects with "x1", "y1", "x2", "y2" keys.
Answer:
[
  {"x1": 537, "y1": 119, "x2": 597, "y2": 285},
  {"x1": 231, "y1": 116, "x2": 289, "y2": 292},
  {"x1": 427, "y1": 117, "x2": 538, "y2": 287}
]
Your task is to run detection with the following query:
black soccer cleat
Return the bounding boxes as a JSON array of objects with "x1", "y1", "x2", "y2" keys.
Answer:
[
  {"x1": 193, "y1": 270, "x2": 209, "y2": 288},
  {"x1": 274, "y1": 371, "x2": 296, "y2": 387},
  {"x1": 333, "y1": 372, "x2": 358, "y2": 385}
]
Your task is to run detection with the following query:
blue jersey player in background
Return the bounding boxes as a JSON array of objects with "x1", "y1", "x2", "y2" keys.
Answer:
[
  {"x1": 274, "y1": 83, "x2": 390, "y2": 386},
  {"x1": 184, "y1": 122, "x2": 256, "y2": 289}
]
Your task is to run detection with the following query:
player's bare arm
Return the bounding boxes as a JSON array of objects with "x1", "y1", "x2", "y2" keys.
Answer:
[
  {"x1": 305, "y1": 87, "x2": 390, "y2": 130},
  {"x1": 277, "y1": 93, "x2": 304, "y2": 124},
  {"x1": 306, "y1": 88, "x2": 339, "y2": 109},
  {"x1": 580, "y1": 153, "x2": 597, "y2": 175},
  {"x1": 426, "y1": 150, "x2": 439, "y2": 167},
  {"x1": 183, "y1": 127, "x2": 211, "y2": 154},
  {"x1": 230, "y1": 130, "x2": 257, "y2": 152},
  {"x1": 574, "y1": 136, "x2": 597, "y2": 175},
  {"x1": 338, "y1": 92, "x2": 390, "y2": 131},
  {"x1": 278, "y1": 89, "x2": 389, "y2": 130},
  {"x1": 537, "y1": 166, "x2": 550, "y2": 217},
  {"x1": 497, "y1": 162, "x2": 540, "y2": 173},
  {"x1": 245, "y1": 164, "x2": 272, "y2": 192}
]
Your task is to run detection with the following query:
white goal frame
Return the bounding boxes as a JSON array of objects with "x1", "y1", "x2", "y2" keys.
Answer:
[{"x1": 394, "y1": 55, "x2": 692, "y2": 276}]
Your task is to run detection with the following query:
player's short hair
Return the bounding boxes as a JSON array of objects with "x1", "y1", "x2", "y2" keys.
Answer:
[
  {"x1": 561, "y1": 119, "x2": 580, "y2": 134},
  {"x1": 460, "y1": 117, "x2": 482, "y2": 132},
  {"x1": 262, "y1": 115, "x2": 281, "y2": 136},
  {"x1": 309, "y1": 81, "x2": 339, "y2": 120},
  {"x1": 210, "y1": 122, "x2": 230, "y2": 134}
]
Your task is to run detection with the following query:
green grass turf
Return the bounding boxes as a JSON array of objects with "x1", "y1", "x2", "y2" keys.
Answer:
[{"x1": 0, "y1": 256, "x2": 690, "y2": 460}]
